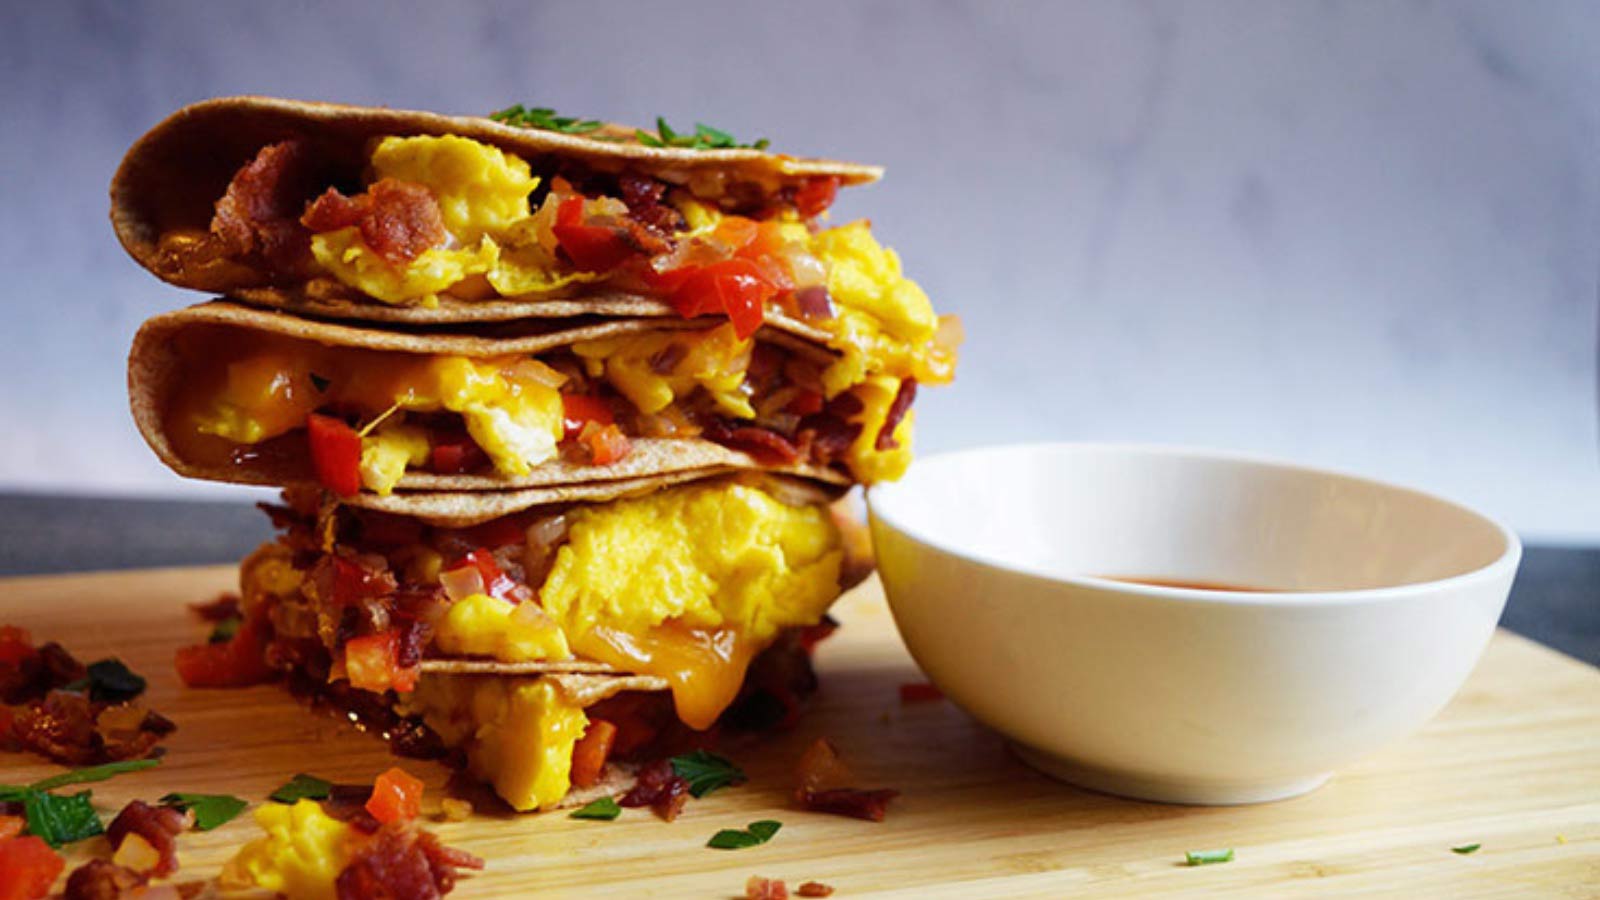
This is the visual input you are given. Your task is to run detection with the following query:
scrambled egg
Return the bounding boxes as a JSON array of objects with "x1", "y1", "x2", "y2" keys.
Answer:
[
  {"x1": 572, "y1": 323, "x2": 755, "y2": 419},
  {"x1": 541, "y1": 480, "x2": 841, "y2": 642},
  {"x1": 311, "y1": 227, "x2": 500, "y2": 306},
  {"x1": 221, "y1": 800, "x2": 359, "y2": 900},
  {"x1": 845, "y1": 375, "x2": 915, "y2": 483},
  {"x1": 359, "y1": 422, "x2": 429, "y2": 495},
  {"x1": 403, "y1": 676, "x2": 587, "y2": 812},
  {"x1": 372, "y1": 135, "x2": 537, "y2": 242},
  {"x1": 435, "y1": 592, "x2": 571, "y2": 661}
]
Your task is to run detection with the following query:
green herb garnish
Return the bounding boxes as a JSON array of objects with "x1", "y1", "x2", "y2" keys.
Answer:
[
  {"x1": 569, "y1": 796, "x2": 622, "y2": 821},
  {"x1": 18, "y1": 758, "x2": 161, "y2": 793},
  {"x1": 20, "y1": 790, "x2": 102, "y2": 847},
  {"x1": 209, "y1": 616, "x2": 242, "y2": 644},
  {"x1": 490, "y1": 104, "x2": 605, "y2": 135},
  {"x1": 160, "y1": 792, "x2": 249, "y2": 831},
  {"x1": 268, "y1": 773, "x2": 333, "y2": 804},
  {"x1": 707, "y1": 819, "x2": 781, "y2": 850},
  {"x1": 1452, "y1": 843, "x2": 1481, "y2": 855},
  {"x1": 65, "y1": 658, "x2": 147, "y2": 703},
  {"x1": 670, "y1": 750, "x2": 746, "y2": 798},
  {"x1": 635, "y1": 115, "x2": 768, "y2": 151},
  {"x1": 1185, "y1": 848, "x2": 1235, "y2": 866}
]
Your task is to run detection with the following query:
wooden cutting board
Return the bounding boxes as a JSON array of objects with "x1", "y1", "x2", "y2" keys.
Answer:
[{"x1": 1, "y1": 566, "x2": 1596, "y2": 898}]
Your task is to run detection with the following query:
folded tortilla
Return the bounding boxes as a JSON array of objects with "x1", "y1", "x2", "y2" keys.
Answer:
[
  {"x1": 129, "y1": 300, "x2": 850, "y2": 506},
  {"x1": 111, "y1": 95, "x2": 880, "y2": 301}
]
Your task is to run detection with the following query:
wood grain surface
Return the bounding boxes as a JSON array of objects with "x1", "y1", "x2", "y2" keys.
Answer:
[{"x1": 0, "y1": 566, "x2": 1595, "y2": 898}]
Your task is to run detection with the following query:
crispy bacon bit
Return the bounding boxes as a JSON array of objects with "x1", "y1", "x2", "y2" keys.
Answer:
[
  {"x1": 897, "y1": 682, "x2": 943, "y2": 704},
  {"x1": 107, "y1": 800, "x2": 190, "y2": 877},
  {"x1": 63, "y1": 859, "x2": 147, "y2": 900},
  {"x1": 705, "y1": 422, "x2": 802, "y2": 464},
  {"x1": 619, "y1": 173, "x2": 684, "y2": 235},
  {"x1": 335, "y1": 822, "x2": 484, "y2": 900},
  {"x1": 798, "y1": 787, "x2": 900, "y2": 822},
  {"x1": 9, "y1": 683, "x2": 173, "y2": 767},
  {"x1": 302, "y1": 179, "x2": 449, "y2": 265},
  {"x1": 875, "y1": 379, "x2": 917, "y2": 451},
  {"x1": 189, "y1": 593, "x2": 242, "y2": 623},
  {"x1": 2, "y1": 640, "x2": 86, "y2": 705},
  {"x1": 797, "y1": 883, "x2": 835, "y2": 898},
  {"x1": 794, "y1": 286, "x2": 835, "y2": 320},
  {"x1": 314, "y1": 553, "x2": 398, "y2": 608},
  {"x1": 746, "y1": 876, "x2": 789, "y2": 900},
  {"x1": 619, "y1": 759, "x2": 691, "y2": 821},
  {"x1": 211, "y1": 139, "x2": 317, "y2": 270}
]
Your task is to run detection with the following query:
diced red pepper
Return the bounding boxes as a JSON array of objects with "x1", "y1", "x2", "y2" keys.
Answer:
[
  {"x1": 0, "y1": 626, "x2": 33, "y2": 666},
  {"x1": 365, "y1": 767, "x2": 424, "y2": 824},
  {"x1": 174, "y1": 608, "x2": 275, "y2": 688},
  {"x1": 552, "y1": 197, "x2": 638, "y2": 272},
  {"x1": 579, "y1": 422, "x2": 632, "y2": 466},
  {"x1": 307, "y1": 413, "x2": 363, "y2": 497},
  {"x1": 794, "y1": 176, "x2": 841, "y2": 218},
  {"x1": 561, "y1": 393, "x2": 615, "y2": 438},
  {"x1": 344, "y1": 631, "x2": 417, "y2": 694},
  {"x1": 662, "y1": 258, "x2": 777, "y2": 339},
  {"x1": 570, "y1": 719, "x2": 617, "y2": 788},
  {"x1": 0, "y1": 836, "x2": 65, "y2": 900},
  {"x1": 452, "y1": 550, "x2": 519, "y2": 602}
]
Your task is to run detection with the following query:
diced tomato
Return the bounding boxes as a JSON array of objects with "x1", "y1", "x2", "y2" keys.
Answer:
[
  {"x1": 458, "y1": 550, "x2": 514, "y2": 601},
  {"x1": 552, "y1": 197, "x2": 637, "y2": 272},
  {"x1": 579, "y1": 422, "x2": 632, "y2": 466},
  {"x1": 0, "y1": 626, "x2": 33, "y2": 666},
  {"x1": 570, "y1": 719, "x2": 618, "y2": 788},
  {"x1": 174, "y1": 608, "x2": 274, "y2": 688},
  {"x1": 662, "y1": 258, "x2": 777, "y2": 339},
  {"x1": 0, "y1": 836, "x2": 65, "y2": 900},
  {"x1": 0, "y1": 815, "x2": 23, "y2": 840},
  {"x1": 344, "y1": 631, "x2": 417, "y2": 694},
  {"x1": 561, "y1": 394, "x2": 614, "y2": 438},
  {"x1": 794, "y1": 176, "x2": 841, "y2": 218},
  {"x1": 366, "y1": 767, "x2": 425, "y2": 825},
  {"x1": 429, "y1": 434, "x2": 488, "y2": 474},
  {"x1": 307, "y1": 413, "x2": 363, "y2": 497}
]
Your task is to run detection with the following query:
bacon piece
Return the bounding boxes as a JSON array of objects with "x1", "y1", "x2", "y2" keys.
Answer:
[
  {"x1": 335, "y1": 822, "x2": 484, "y2": 899},
  {"x1": 746, "y1": 876, "x2": 789, "y2": 900},
  {"x1": 875, "y1": 380, "x2": 917, "y2": 451},
  {"x1": 619, "y1": 173, "x2": 684, "y2": 235},
  {"x1": 620, "y1": 759, "x2": 691, "y2": 821},
  {"x1": 211, "y1": 139, "x2": 317, "y2": 271},
  {"x1": 797, "y1": 883, "x2": 835, "y2": 898},
  {"x1": 107, "y1": 800, "x2": 190, "y2": 878},
  {"x1": 63, "y1": 859, "x2": 147, "y2": 900},
  {"x1": 302, "y1": 179, "x2": 448, "y2": 265},
  {"x1": 1, "y1": 640, "x2": 86, "y2": 705},
  {"x1": 11, "y1": 691, "x2": 173, "y2": 766},
  {"x1": 704, "y1": 422, "x2": 802, "y2": 465},
  {"x1": 798, "y1": 787, "x2": 900, "y2": 822}
]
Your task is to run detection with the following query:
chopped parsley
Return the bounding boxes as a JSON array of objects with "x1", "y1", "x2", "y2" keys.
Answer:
[
  {"x1": 1185, "y1": 848, "x2": 1235, "y2": 866},
  {"x1": 569, "y1": 797, "x2": 622, "y2": 821},
  {"x1": 670, "y1": 750, "x2": 747, "y2": 798},
  {"x1": 0, "y1": 759, "x2": 161, "y2": 847},
  {"x1": 707, "y1": 819, "x2": 782, "y2": 850},
  {"x1": 63, "y1": 658, "x2": 146, "y2": 703},
  {"x1": 268, "y1": 773, "x2": 333, "y2": 804},
  {"x1": 161, "y1": 792, "x2": 249, "y2": 831},
  {"x1": 490, "y1": 104, "x2": 605, "y2": 135},
  {"x1": 1452, "y1": 843, "x2": 1482, "y2": 855}
]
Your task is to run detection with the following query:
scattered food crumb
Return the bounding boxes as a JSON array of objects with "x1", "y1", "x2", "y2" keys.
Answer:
[
  {"x1": 1556, "y1": 835, "x2": 1567, "y2": 844},
  {"x1": 440, "y1": 797, "x2": 473, "y2": 822},
  {"x1": 1184, "y1": 848, "x2": 1234, "y2": 866},
  {"x1": 898, "y1": 682, "x2": 944, "y2": 703},
  {"x1": 746, "y1": 875, "x2": 788, "y2": 899},
  {"x1": 1451, "y1": 843, "x2": 1481, "y2": 855},
  {"x1": 798, "y1": 881, "x2": 836, "y2": 897}
]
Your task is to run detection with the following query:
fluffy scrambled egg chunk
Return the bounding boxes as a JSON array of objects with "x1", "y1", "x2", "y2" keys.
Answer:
[
  {"x1": 435, "y1": 592, "x2": 572, "y2": 661},
  {"x1": 541, "y1": 481, "x2": 843, "y2": 643},
  {"x1": 221, "y1": 800, "x2": 359, "y2": 900},
  {"x1": 359, "y1": 423, "x2": 430, "y2": 495},
  {"x1": 404, "y1": 676, "x2": 587, "y2": 812},
  {"x1": 572, "y1": 323, "x2": 755, "y2": 419},
  {"x1": 310, "y1": 227, "x2": 500, "y2": 306}
]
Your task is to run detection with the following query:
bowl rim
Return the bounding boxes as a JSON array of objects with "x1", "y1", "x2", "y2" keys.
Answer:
[{"x1": 865, "y1": 441, "x2": 1523, "y2": 607}]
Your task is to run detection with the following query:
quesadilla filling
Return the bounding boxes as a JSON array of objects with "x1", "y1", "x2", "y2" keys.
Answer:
[
  {"x1": 159, "y1": 134, "x2": 960, "y2": 390},
  {"x1": 223, "y1": 479, "x2": 841, "y2": 811},
  {"x1": 164, "y1": 321, "x2": 920, "y2": 493}
]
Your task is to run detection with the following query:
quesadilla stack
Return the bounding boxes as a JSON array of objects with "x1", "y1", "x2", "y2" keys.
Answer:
[{"x1": 116, "y1": 97, "x2": 959, "y2": 812}]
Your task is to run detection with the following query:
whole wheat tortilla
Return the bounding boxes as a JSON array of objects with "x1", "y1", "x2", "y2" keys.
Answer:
[
  {"x1": 128, "y1": 301, "x2": 849, "y2": 500},
  {"x1": 111, "y1": 95, "x2": 881, "y2": 297}
]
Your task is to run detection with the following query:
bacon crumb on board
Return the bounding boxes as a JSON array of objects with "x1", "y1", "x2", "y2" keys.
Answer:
[{"x1": 798, "y1": 882, "x2": 836, "y2": 898}]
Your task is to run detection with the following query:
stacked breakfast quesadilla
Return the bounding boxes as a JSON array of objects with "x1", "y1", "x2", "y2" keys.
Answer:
[{"x1": 116, "y1": 97, "x2": 959, "y2": 813}]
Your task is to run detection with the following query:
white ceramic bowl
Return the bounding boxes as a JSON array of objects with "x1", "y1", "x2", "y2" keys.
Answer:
[{"x1": 867, "y1": 443, "x2": 1520, "y2": 805}]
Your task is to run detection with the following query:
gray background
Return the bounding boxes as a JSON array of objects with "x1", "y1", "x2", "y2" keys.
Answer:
[{"x1": 2, "y1": 0, "x2": 1597, "y2": 541}]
